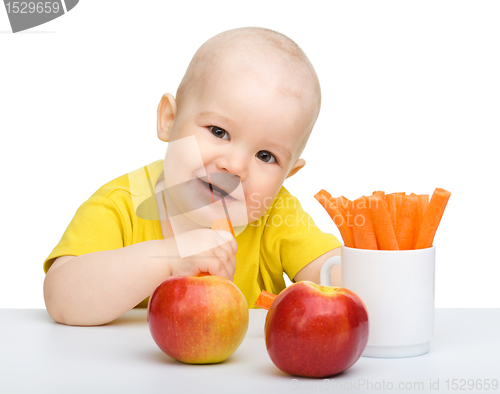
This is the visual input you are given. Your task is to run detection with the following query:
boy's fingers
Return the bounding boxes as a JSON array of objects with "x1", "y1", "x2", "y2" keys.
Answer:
[
  {"x1": 210, "y1": 256, "x2": 231, "y2": 280},
  {"x1": 228, "y1": 253, "x2": 236, "y2": 279},
  {"x1": 213, "y1": 247, "x2": 232, "y2": 279},
  {"x1": 213, "y1": 246, "x2": 229, "y2": 264},
  {"x1": 216, "y1": 241, "x2": 236, "y2": 277},
  {"x1": 217, "y1": 239, "x2": 236, "y2": 260},
  {"x1": 213, "y1": 230, "x2": 238, "y2": 254}
]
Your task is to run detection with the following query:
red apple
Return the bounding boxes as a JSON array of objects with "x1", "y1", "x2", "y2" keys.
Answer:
[
  {"x1": 148, "y1": 274, "x2": 249, "y2": 364},
  {"x1": 265, "y1": 281, "x2": 369, "y2": 378}
]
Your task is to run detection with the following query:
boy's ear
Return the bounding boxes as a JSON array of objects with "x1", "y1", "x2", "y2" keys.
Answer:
[
  {"x1": 286, "y1": 158, "x2": 306, "y2": 179},
  {"x1": 157, "y1": 93, "x2": 177, "y2": 142}
]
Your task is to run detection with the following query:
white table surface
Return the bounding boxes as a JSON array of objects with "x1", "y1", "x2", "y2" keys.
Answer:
[{"x1": 1, "y1": 308, "x2": 499, "y2": 394}]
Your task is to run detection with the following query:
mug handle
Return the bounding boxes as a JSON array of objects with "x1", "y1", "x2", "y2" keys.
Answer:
[{"x1": 320, "y1": 256, "x2": 342, "y2": 286}]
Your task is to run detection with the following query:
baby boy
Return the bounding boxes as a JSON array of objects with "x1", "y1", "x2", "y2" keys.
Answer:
[{"x1": 43, "y1": 27, "x2": 341, "y2": 326}]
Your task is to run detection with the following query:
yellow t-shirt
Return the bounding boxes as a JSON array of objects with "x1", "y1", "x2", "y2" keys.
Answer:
[{"x1": 43, "y1": 160, "x2": 341, "y2": 308}]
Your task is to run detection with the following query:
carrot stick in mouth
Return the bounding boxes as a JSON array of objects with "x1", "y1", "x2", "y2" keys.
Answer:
[
  {"x1": 207, "y1": 172, "x2": 235, "y2": 236},
  {"x1": 207, "y1": 172, "x2": 216, "y2": 204},
  {"x1": 368, "y1": 194, "x2": 399, "y2": 250},
  {"x1": 212, "y1": 218, "x2": 235, "y2": 237},
  {"x1": 414, "y1": 188, "x2": 451, "y2": 249}
]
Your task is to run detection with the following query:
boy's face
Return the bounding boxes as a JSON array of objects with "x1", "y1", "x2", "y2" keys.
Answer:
[{"x1": 158, "y1": 50, "x2": 317, "y2": 227}]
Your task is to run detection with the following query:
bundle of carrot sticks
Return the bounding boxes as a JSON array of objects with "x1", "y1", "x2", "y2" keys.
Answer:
[{"x1": 314, "y1": 188, "x2": 451, "y2": 250}]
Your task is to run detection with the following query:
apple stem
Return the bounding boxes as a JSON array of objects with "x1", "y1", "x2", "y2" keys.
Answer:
[{"x1": 196, "y1": 272, "x2": 212, "y2": 277}]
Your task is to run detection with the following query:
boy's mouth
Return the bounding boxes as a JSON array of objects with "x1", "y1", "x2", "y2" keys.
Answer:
[{"x1": 198, "y1": 178, "x2": 232, "y2": 200}]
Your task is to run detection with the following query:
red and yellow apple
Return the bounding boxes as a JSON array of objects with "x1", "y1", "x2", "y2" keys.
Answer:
[
  {"x1": 148, "y1": 274, "x2": 249, "y2": 364},
  {"x1": 265, "y1": 281, "x2": 369, "y2": 378}
]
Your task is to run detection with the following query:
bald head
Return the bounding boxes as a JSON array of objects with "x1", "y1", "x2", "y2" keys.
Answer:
[{"x1": 174, "y1": 27, "x2": 321, "y2": 157}]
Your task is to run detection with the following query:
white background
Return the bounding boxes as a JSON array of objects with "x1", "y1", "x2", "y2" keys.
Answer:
[{"x1": 1, "y1": 1, "x2": 499, "y2": 308}]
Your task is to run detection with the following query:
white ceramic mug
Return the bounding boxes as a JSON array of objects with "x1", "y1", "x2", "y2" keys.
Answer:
[{"x1": 320, "y1": 245, "x2": 435, "y2": 358}]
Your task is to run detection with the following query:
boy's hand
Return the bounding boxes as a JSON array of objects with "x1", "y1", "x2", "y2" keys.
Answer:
[{"x1": 165, "y1": 229, "x2": 238, "y2": 281}]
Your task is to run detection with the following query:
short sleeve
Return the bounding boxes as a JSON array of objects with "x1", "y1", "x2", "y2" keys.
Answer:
[
  {"x1": 43, "y1": 196, "x2": 127, "y2": 274},
  {"x1": 260, "y1": 188, "x2": 341, "y2": 291}
]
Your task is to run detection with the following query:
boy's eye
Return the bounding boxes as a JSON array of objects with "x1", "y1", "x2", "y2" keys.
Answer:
[
  {"x1": 256, "y1": 150, "x2": 276, "y2": 163},
  {"x1": 209, "y1": 126, "x2": 229, "y2": 140}
]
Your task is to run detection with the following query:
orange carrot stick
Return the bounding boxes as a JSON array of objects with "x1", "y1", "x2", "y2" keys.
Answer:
[
  {"x1": 395, "y1": 194, "x2": 419, "y2": 250},
  {"x1": 415, "y1": 194, "x2": 429, "y2": 246},
  {"x1": 254, "y1": 290, "x2": 277, "y2": 310},
  {"x1": 352, "y1": 196, "x2": 378, "y2": 250},
  {"x1": 314, "y1": 189, "x2": 333, "y2": 209},
  {"x1": 368, "y1": 195, "x2": 399, "y2": 250},
  {"x1": 330, "y1": 196, "x2": 349, "y2": 224},
  {"x1": 386, "y1": 194, "x2": 397, "y2": 230},
  {"x1": 336, "y1": 196, "x2": 351, "y2": 210},
  {"x1": 212, "y1": 218, "x2": 235, "y2": 237},
  {"x1": 334, "y1": 203, "x2": 349, "y2": 227},
  {"x1": 394, "y1": 192, "x2": 405, "y2": 220},
  {"x1": 316, "y1": 191, "x2": 355, "y2": 248},
  {"x1": 415, "y1": 188, "x2": 451, "y2": 249},
  {"x1": 347, "y1": 200, "x2": 354, "y2": 241},
  {"x1": 337, "y1": 196, "x2": 354, "y2": 237},
  {"x1": 372, "y1": 191, "x2": 386, "y2": 200},
  {"x1": 314, "y1": 190, "x2": 355, "y2": 248}
]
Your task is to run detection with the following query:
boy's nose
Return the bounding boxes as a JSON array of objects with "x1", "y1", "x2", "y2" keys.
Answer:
[{"x1": 215, "y1": 153, "x2": 247, "y2": 181}]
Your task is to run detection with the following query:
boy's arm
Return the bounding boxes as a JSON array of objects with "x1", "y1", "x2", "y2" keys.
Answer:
[
  {"x1": 43, "y1": 239, "x2": 171, "y2": 326},
  {"x1": 293, "y1": 247, "x2": 341, "y2": 285},
  {"x1": 43, "y1": 230, "x2": 237, "y2": 327}
]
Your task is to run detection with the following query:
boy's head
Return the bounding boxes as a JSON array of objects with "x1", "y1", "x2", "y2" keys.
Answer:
[{"x1": 157, "y1": 27, "x2": 321, "y2": 226}]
